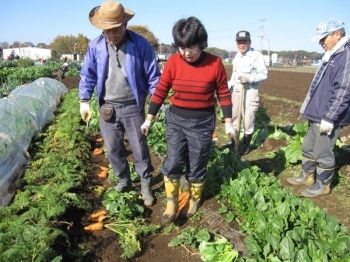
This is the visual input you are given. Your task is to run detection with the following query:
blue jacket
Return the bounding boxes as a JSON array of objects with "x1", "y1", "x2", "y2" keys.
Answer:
[
  {"x1": 79, "y1": 30, "x2": 161, "y2": 111},
  {"x1": 301, "y1": 38, "x2": 350, "y2": 127}
]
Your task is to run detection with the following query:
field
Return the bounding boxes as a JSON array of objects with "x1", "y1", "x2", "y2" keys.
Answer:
[{"x1": 58, "y1": 68, "x2": 350, "y2": 261}]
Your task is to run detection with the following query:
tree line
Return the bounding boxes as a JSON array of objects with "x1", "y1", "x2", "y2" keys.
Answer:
[{"x1": 0, "y1": 25, "x2": 322, "y2": 61}]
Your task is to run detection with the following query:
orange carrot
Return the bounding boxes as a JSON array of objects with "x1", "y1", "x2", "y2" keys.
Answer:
[
  {"x1": 97, "y1": 170, "x2": 108, "y2": 178},
  {"x1": 96, "y1": 137, "x2": 103, "y2": 142},
  {"x1": 99, "y1": 166, "x2": 109, "y2": 171},
  {"x1": 84, "y1": 221, "x2": 104, "y2": 231},
  {"x1": 97, "y1": 214, "x2": 107, "y2": 222},
  {"x1": 178, "y1": 191, "x2": 190, "y2": 212},
  {"x1": 93, "y1": 148, "x2": 104, "y2": 155},
  {"x1": 90, "y1": 209, "x2": 108, "y2": 220},
  {"x1": 212, "y1": 133, "x2": 218, "y2": 138},
  {"x1": 90, "y1": 214, "x2": 107, "y2": 222}
]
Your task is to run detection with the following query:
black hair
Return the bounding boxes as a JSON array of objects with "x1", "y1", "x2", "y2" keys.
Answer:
[{"x1": 172, "y1": 16, "x2": 208, "y2": 50}]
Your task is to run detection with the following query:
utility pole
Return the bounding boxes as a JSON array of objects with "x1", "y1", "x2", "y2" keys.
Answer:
[{"x1": 258, "y1": 16, "x2": 266, "y2": 53}]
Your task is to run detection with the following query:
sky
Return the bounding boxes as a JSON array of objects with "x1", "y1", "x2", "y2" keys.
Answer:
[{"x1": 1, "y1": 0, "x2": 349, "y2": 53}]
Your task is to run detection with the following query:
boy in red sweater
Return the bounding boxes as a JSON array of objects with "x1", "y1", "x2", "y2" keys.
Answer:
[{"x1": 141, "y1": 16, "x2": 235, "y2": 223}]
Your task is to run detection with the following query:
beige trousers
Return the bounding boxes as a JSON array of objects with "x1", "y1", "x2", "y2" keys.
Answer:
[{"x1": 231, "y1": 88, "x2": 259, "y2": 135}]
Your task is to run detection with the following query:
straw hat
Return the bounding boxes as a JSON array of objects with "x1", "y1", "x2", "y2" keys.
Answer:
[{"x1": 89, "y1": 1, "x2": 134, "y2": 30}]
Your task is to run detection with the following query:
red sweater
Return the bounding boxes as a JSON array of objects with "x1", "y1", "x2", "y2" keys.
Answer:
[{"x1": 149, "y1": 52, "x2": 232, "y2": 118}]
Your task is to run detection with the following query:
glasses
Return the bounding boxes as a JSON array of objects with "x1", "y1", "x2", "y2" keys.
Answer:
[{"x1": 178, "y1": 45, "x2": 199, "y2": 53}]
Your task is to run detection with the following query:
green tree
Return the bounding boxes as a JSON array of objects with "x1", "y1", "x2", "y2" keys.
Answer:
[
  {"x1": 206, "y1": 47, "x2": 229, "y2": 59},
  {"x1": 76, "y1": 34, "x2": 90, "y2": 55},
  {"x1": 159, "y1": 43, "x2": 175, "y2": 54},
  {"x1": 50, "y1": 34, "x2": 90, "y2": 60},
  {"x1": 127, "y1": 25, "x2": 158, "y2": 50}
]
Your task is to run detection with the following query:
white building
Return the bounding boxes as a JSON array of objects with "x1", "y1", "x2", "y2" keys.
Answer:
[
  {"x1": 263, "y1": 55, "x2": 270, "y2": 67},
  {"x1": 2, "y1": 47, "x2": 51, "y2": 60}
]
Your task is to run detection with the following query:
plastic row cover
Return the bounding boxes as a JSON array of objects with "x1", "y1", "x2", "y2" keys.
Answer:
[{"x1": 0, "y1": 78, "x2": 68, "y2": 206}]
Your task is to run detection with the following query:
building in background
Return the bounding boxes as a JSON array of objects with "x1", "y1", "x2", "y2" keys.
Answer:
[
  {"x1": 2, "y1": 47, "x2": 51, "y2": 60},
  {"x1": 60, "y1": 54, "x2": 82, "y2": 61}
]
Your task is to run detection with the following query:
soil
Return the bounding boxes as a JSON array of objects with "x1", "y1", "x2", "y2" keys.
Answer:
[{"x1": 57, "y1": 70, "x2": 350, "y2": 261}]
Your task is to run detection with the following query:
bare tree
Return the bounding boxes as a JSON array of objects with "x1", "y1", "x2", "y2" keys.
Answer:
[
  {"x1": 12, "y1": 41, "x2": 20, "y2": 48},
  {"x1": 0, "y1": 42, "x2": 9, "y2": 48}
]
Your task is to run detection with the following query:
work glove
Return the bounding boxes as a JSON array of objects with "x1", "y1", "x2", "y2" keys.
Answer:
[
  {"x1": 238, "y1": 75, "x2": 251, "y2": 84},
  {"x1": 141, "y1": 120, "x2": 152, "y2": 136},
  {"x1": 79, "y1": 101, "x2": 92, "y2": 122},
  {"x1": 160, "y1": 104, "x2": 169, "y2": 112},
  {"x1": 319, "y1": 119, "x2": 333, "y2": 135},
  {"x1": 225, "y1": 123, "x2": 236, "y2": 137}
]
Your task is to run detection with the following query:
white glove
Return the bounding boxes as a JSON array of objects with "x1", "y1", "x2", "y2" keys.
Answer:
[
  {"x1": 319, "y1": 120, "x2": 333, "y2": 135},
  {"x1": 79, "y1": 101, "x2": 92, "y2": 122},
  {"x1": 141, "y1": 120, "x2": 151, "y2": 136},
  {"x1": 225, "y1": 123, "x2": 236, "y2": 136},
  {"x1": 238, "y1": 76, "x2": 251, "y2": 84}
]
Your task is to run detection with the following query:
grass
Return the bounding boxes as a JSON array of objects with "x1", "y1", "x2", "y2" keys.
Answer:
[{"x1": 268, "y1": 66, "x2": 318, "y2": 73}]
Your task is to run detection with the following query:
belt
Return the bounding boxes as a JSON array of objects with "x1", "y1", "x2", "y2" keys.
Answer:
[{"x1": 106, "y1": 100, "x2": 137, "y2": 106}]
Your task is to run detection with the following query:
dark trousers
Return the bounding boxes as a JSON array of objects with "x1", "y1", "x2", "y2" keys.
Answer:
[
  {"x1": 302, "y1": 121, "x2": 340, "y2": 169},
  {"x1": 99, "y1": 103, "x2": 153, "y2": 179},
  {"x1": 162, "y1": 108, "x2": 215, "y2": 182}
]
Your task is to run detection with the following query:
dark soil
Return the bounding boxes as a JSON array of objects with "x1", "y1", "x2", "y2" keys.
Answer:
[{"x1": 57, "y1": 70, "x2": 350, "y2": 261}]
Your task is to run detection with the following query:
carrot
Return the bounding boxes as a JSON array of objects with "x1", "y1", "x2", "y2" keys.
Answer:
[
  {"x1": 212, "y1": 133, "x2": 218, "y2": 138},
  {"x1": 96, "y1": 214, "x2": 107, "y2": 222},
  {"x1": 93, "y1": 148, "x2": 104, "y2": 155},
  {"x1": 84, "y1": 221, "x2": 104, "y2": 231},
  {"x1": 90, "y1": 214, "x2": 107, "y2": 222},
  {"x1": 97, "y1": 170, "x2": 108, "y2": 178},
  {"x1": 99, "y1": 165, "x2": 109, "y2": 171},
  {"x1": 96, "y1": 137, "x2": 103, "y2": 142},
  {"x1": 178, "y1": 191, "x2": 190, "y2": 213},
  {"x1": 178, "y1": 190, "x2": 188, "y2": 202},
  {"x1": 90, "y1": 209, "x2": 108, "y2": 220}
]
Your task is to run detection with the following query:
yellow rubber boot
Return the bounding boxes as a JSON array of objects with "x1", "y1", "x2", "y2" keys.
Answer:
[
  {"x1": 180, "y1": 181, "x2": 204, "y2": 218},
  {"x1": 301, "y1": 167, "x2": 334, "y2": 198},
  {"x1": 162, "y1": 176, "x2": 180, "y2": 224},
  {"x1": 287, "y1": 157, "x2": 316, "y2": 186}
]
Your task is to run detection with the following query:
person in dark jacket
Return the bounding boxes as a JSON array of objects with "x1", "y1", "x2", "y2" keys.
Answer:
[
  {"x1": 287, "y1": 18, "x2": 350, "y2": 197},
  {"x1": 79, "y1": 1, "x2": 161, "y2": 206}
]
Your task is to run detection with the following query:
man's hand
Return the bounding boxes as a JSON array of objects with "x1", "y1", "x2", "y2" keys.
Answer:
[
  {"x1": 238, "y1": 76, "x2": 251, "y2": 84},
  {"x1": 141, "y1": 120, "x2": 152, "y2": 136},
  {"x1": 225, "y1": 123, "x2": 236, "y2": 137},
  {"x1": 319, "y1": 119, "x2": 334, "y2": 135},
  {"x1": 79, "y1": 101, "x2": 92, "y2": 122}
]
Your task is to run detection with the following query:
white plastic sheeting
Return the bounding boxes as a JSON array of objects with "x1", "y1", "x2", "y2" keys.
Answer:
[{"x1": 0, "y1": 78, "x2": 67, "y2": 206}]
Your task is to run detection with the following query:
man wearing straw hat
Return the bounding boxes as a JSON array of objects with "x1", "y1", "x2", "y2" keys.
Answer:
[{"x1": 79, "y1": 1, "x2": 161, "y2": 206}]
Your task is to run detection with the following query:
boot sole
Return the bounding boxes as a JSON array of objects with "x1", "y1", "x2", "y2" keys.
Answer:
[{"x1": 301, "y1": 189, "x2": 331, "y2": 198}]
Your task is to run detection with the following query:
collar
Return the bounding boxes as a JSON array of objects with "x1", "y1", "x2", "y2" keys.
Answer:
[
  {"x1": 322, "y1": 36, "x2": 349, "y2": 62},
  {"x1": 184, "y1": 50, "x2": 206, "y2": 66}
]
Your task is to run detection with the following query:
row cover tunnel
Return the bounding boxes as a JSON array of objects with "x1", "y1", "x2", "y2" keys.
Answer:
[{"x1": 0, "y1": 78, "x2": 68, "y2": 206}]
